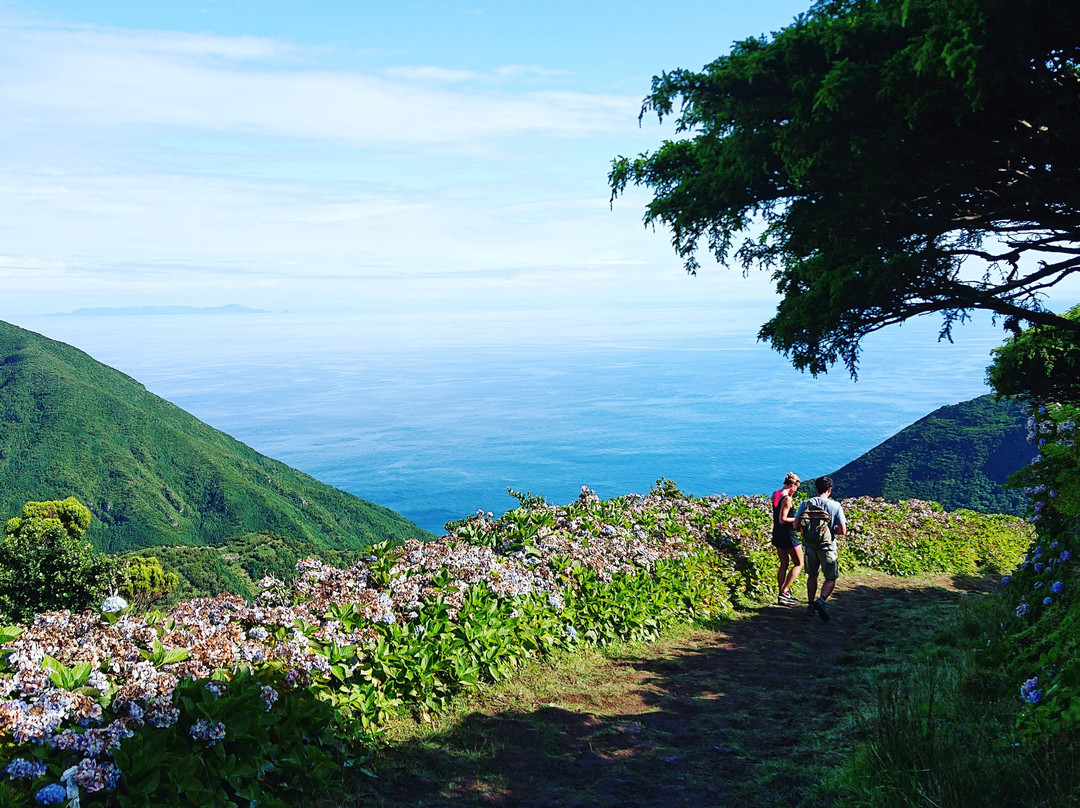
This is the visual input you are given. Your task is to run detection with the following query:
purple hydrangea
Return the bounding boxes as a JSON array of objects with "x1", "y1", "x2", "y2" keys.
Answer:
[
  {"x1": 1051, "y1": 582, "x2": 1064, "y2": 594},
  {"x1": 190, "y1": 719, "x2": 227, "y2": 747},
  {"x1": 1020, "y1": 677, "x2": 1042, "y2": 704},
  {"x1": 1016, "y1": 603, "x2": 1031, "y2": 617},
  {"x1": 5, "y1": 759, "x2": 47, "y2": 780},
  {"x1": 1061, "y1": 550, "x2": 1072, "y2": 562},
  {"x1": 1001, "y1": 576, "x2": 1011, "y2": 585},
  {"x1": 1035, "y1": 563, "x2": 1046, "y2": 573}
]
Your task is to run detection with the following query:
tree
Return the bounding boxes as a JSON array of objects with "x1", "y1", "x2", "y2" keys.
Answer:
[
  {"x1": 116, "y1": 556, "x2": 180, "y2": 610},
  {"x1": 987, "y1": 304, "x2": 1080, "y2": 404},
  {"x1": 0, "y1": 498, "x2": 116, "y2": 622},
  {"x1": 610, "y1": 0, "x2": 1080, "y2": 377}
]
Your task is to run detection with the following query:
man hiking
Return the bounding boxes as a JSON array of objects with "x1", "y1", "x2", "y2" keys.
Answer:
[{"x1": 794, "y1": 475, "x2": 847, "y2": 622}]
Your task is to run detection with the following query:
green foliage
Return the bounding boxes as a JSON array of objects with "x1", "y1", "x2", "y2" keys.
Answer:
[
  {"x1": 110, "y1": 669, "x2": 347, "y2": 808},
  {"x1": 0, "y1": 498, "x2": 115, "y2": 622},
  {"x1": 506, "y1": 487, "x2": 548, "y2": 509},
  {"x1": 649, "y1": 477, "x2": 686, "y2": 499},
  {"x1": 116, "y1": 556, "x2": 178, "y2": 609},
  {"x1": 0, "y1": 319, "x2": 435, "y2": 554},
  {"x1": 836, "y1": 398, "x2": 1080, "y2": 807},
  {"x1": 989, "y1": 305, "x2": 1080, "y2": 405},
  {"x1": 123, "y1": 533, "x2": 360, "y2": 603},
  {"x1": 0, "y1": 490, "x2": 1033, "y2": 807},
  {"x1": 826, "y1": 395, "x2": 1030, "y2": 516},
  {"x1": 610, "y1": 0, "x2": 1080, "y2": 378}
]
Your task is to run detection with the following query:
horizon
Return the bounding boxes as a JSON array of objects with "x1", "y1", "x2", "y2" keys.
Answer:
[{"x1": 0, "y1": 0, "x2": 1075, "y2": 529}]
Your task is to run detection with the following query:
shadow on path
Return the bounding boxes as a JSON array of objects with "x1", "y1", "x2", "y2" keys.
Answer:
[{"x1": 352, "y1": 572, "x2": 989, "y2": 808}]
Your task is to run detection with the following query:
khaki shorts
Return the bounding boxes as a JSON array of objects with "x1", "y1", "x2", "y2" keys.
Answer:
[{"x1": 804, "y1": 542, "x2": 839, "y2": 581}]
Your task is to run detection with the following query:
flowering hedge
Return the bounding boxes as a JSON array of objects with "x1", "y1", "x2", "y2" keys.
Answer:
[
  {"x1": 0, "y1": 486, "x2": 1031, "y2": 807},
  {"x1": 992, "y1": 402, "x2": 1080, "y2": 745}
]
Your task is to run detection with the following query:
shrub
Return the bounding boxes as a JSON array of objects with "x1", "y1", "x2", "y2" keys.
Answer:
[
  {"x1": 0, "y1": 499, "x2": 116, "y2": 623},
  {"x1": 0, "y1": 487, "x2": 1030, "y2": 806}
]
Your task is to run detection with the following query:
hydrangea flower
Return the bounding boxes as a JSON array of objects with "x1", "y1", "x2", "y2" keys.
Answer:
[
  {"x1": 564, "y1": 625, "x2": 578, "y2": 639},
  {"x1": 1001, "y1": 576, "x2": 1011, "y2": 585},
  {"x1": 1044, "y1": 597, "x2": 1053, "y2": 606},
  {"x1": 1035, "y1": 563, "x2": 1046, "y2": 573},
  {"x1": 34, "y1": 783, "x2": 66, "y2": 806},
  {"x1": 190, "y1": 719, "x2": 227, "y2": 746},
  {"x1": 1020, "y1": 677, "x2": 1042, "y2": 704},
  {"x1": 5, "y1": 759, "x2": 47, "y2": 780},
  {"x1": 99, "y1": 596, "x2": 129, "y2": 614},
  {"x1": 1061, "y1": 550, "x2": 1072, "y2": 562},
  {"x1": 261, "y1": 686, "x2": 278, "y2": 711},
  {"x1": 1016, "y1": 603, "x2": 1031, "y2": 617},
  {"x1": 1051, "y1": 582, "x2": 1064, "y2": 594}
]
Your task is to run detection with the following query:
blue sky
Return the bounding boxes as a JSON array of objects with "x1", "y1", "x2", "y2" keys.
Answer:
[{"x1": 0, "y1": 0, "x2": 823, "y2": 323}]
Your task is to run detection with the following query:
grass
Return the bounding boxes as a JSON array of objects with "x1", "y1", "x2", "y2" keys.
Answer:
[{"x1": 341, "y1": 569, "x2": 991, "y2": 808}]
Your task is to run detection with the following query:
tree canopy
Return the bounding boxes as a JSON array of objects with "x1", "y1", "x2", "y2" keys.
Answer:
[
  {"x1": 988, "y1": 304, "x2": 1080, "y2": 403},
  {"x1": 0, "y1": 498, "x2": 116, "y2": 622},
  {"x1": 610, "y1": 0, "x2": 1080, "y2": 376}
]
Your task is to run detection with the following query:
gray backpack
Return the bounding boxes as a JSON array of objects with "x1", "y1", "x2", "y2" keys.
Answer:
[{"x1": 799, "y1": 501, "x2": 833, "y2": 548}]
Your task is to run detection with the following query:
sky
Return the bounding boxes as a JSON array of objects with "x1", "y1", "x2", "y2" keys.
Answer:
[{"x1": 0, "y1": 0, "x2": 827, "y2": 324}]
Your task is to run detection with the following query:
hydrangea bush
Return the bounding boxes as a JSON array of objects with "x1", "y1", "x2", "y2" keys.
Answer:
[
  {"x1": 994, "y1": 402, "x2": 1080, "y2": 743},
  {"x1": 0, "y1": 486, "x2": 1030, "y2": 807}
]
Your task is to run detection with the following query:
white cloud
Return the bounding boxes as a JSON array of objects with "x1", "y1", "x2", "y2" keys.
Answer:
[{"x1": 0, "y1": 22, "x2": 641, "y2": 147}]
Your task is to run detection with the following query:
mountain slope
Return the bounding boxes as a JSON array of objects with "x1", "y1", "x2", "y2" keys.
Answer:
[
  {"x1": 825, "y1": 394, "x2": 1030, "y2": 515},
  {"x1": 0, "y1": 320, "x2": 434, "y2": 552}
]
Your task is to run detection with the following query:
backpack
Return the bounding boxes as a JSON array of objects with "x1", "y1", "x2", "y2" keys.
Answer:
[{"x1": 799, "y1": 500, "x2": 833, "y2": 548}]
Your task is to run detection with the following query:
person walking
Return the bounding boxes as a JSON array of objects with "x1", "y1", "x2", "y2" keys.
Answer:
[
  {"x1": 794, "y1": 475, "x2": 847, "y2": 622},
  {"x1": 771, "y1": 472, "x2": 803, "y2": 606}
]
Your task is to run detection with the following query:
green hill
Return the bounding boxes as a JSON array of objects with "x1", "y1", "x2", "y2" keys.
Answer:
[
  {"x1": 823, "y1": 394, "x2": 1030, "y2": 515},
  {"x1": 0, "y1": 320, "x2": 434, "y2": 552}
]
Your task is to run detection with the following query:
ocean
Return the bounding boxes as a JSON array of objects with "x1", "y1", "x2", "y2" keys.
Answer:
[{"x1": 14, "y1": 308, "x2": 1006, "y2": 534}]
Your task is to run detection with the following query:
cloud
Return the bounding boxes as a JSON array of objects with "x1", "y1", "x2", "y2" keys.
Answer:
[{"x1": 0, "y1": 22, "x2": 641, "y2": 148}]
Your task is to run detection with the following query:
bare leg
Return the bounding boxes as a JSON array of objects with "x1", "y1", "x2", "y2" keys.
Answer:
[
  {"x1": 781, "y1": 547, "x2": 803, "y2": 594},
  {"x1": 819, "y1": 578, "x2": 837, "y2": 602},
  {"x1": 775, "y1": 548, "x2": 789, "y2": 593},
  {"x1": 806, "y1": 573, "x2": 819, "y2": 605}
]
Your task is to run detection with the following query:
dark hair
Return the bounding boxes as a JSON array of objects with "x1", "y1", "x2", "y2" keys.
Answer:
[{"x1": 815, "y1": 476, "x2": 834, "y2": 495}]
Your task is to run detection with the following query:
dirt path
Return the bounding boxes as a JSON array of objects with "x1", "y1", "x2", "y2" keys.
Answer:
[{"x1": 351, "y1": 571, "x2": 992, "y2": 808}]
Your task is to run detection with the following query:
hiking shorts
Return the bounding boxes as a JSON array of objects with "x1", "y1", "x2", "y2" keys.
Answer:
[{"x1": 804, "y1": 543, "x2": 839, "y2": 581}]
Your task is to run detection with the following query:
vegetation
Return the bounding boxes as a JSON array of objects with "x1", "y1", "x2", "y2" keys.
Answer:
[
  {"x1": 0, "y1": 320, "x2": 434, "y2": 553},
  {"x1": 123, "y1": 533, "x2": 360, "y2": 605},
  {"x1": 609, "y1": 0, "x2": 1080, "y2": 376},
  {"x1": 0, "y1": 487, "x2": 1029, "y2": 807},
  {"x1": 824, "y1": 323, "x2": 1080, "y2": 806},
  {"x1": 115, "y1": 557, "x2": 179, "y2": 611},
  {"x1": 825, "y1": 395, "x2": 1030, "y2": 515},
  {"x1": 989, "y1": 304, "x2": 1080, "y2": 405},
  {"x1": 0, "y1": 498, "x2": 115, "y2": 623}
]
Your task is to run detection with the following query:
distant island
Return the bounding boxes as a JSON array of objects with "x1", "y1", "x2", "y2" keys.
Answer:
[{"x1": 49, "y1": 304, "x2": 268, "y2": 317}]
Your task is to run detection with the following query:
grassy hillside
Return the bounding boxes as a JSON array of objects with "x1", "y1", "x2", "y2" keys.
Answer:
[
  {"x1": 0, "y1": 320, "x2": 434, "y2": 552},
  {"x1": 825, "y1": 394, "x2": 1029, "y2": 515}
]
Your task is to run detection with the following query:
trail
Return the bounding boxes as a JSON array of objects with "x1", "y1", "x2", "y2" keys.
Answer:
[{"x1": 352, "y1": 571, "x2": 991, "y2": 808}]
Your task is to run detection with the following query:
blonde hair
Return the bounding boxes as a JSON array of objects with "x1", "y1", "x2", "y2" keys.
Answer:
[{"x1": 783, "y1": 472, "x2": 800, "y2": 487}]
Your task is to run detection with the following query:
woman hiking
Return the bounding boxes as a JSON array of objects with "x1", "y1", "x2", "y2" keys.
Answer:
[{"x1": 771, "y1": 472, "x2": 803, "y2": 606}]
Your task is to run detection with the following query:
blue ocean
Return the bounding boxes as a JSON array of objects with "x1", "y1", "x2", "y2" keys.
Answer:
[{"x1": 15, "y1": 308, "x2": 1006, "y2": 534}]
